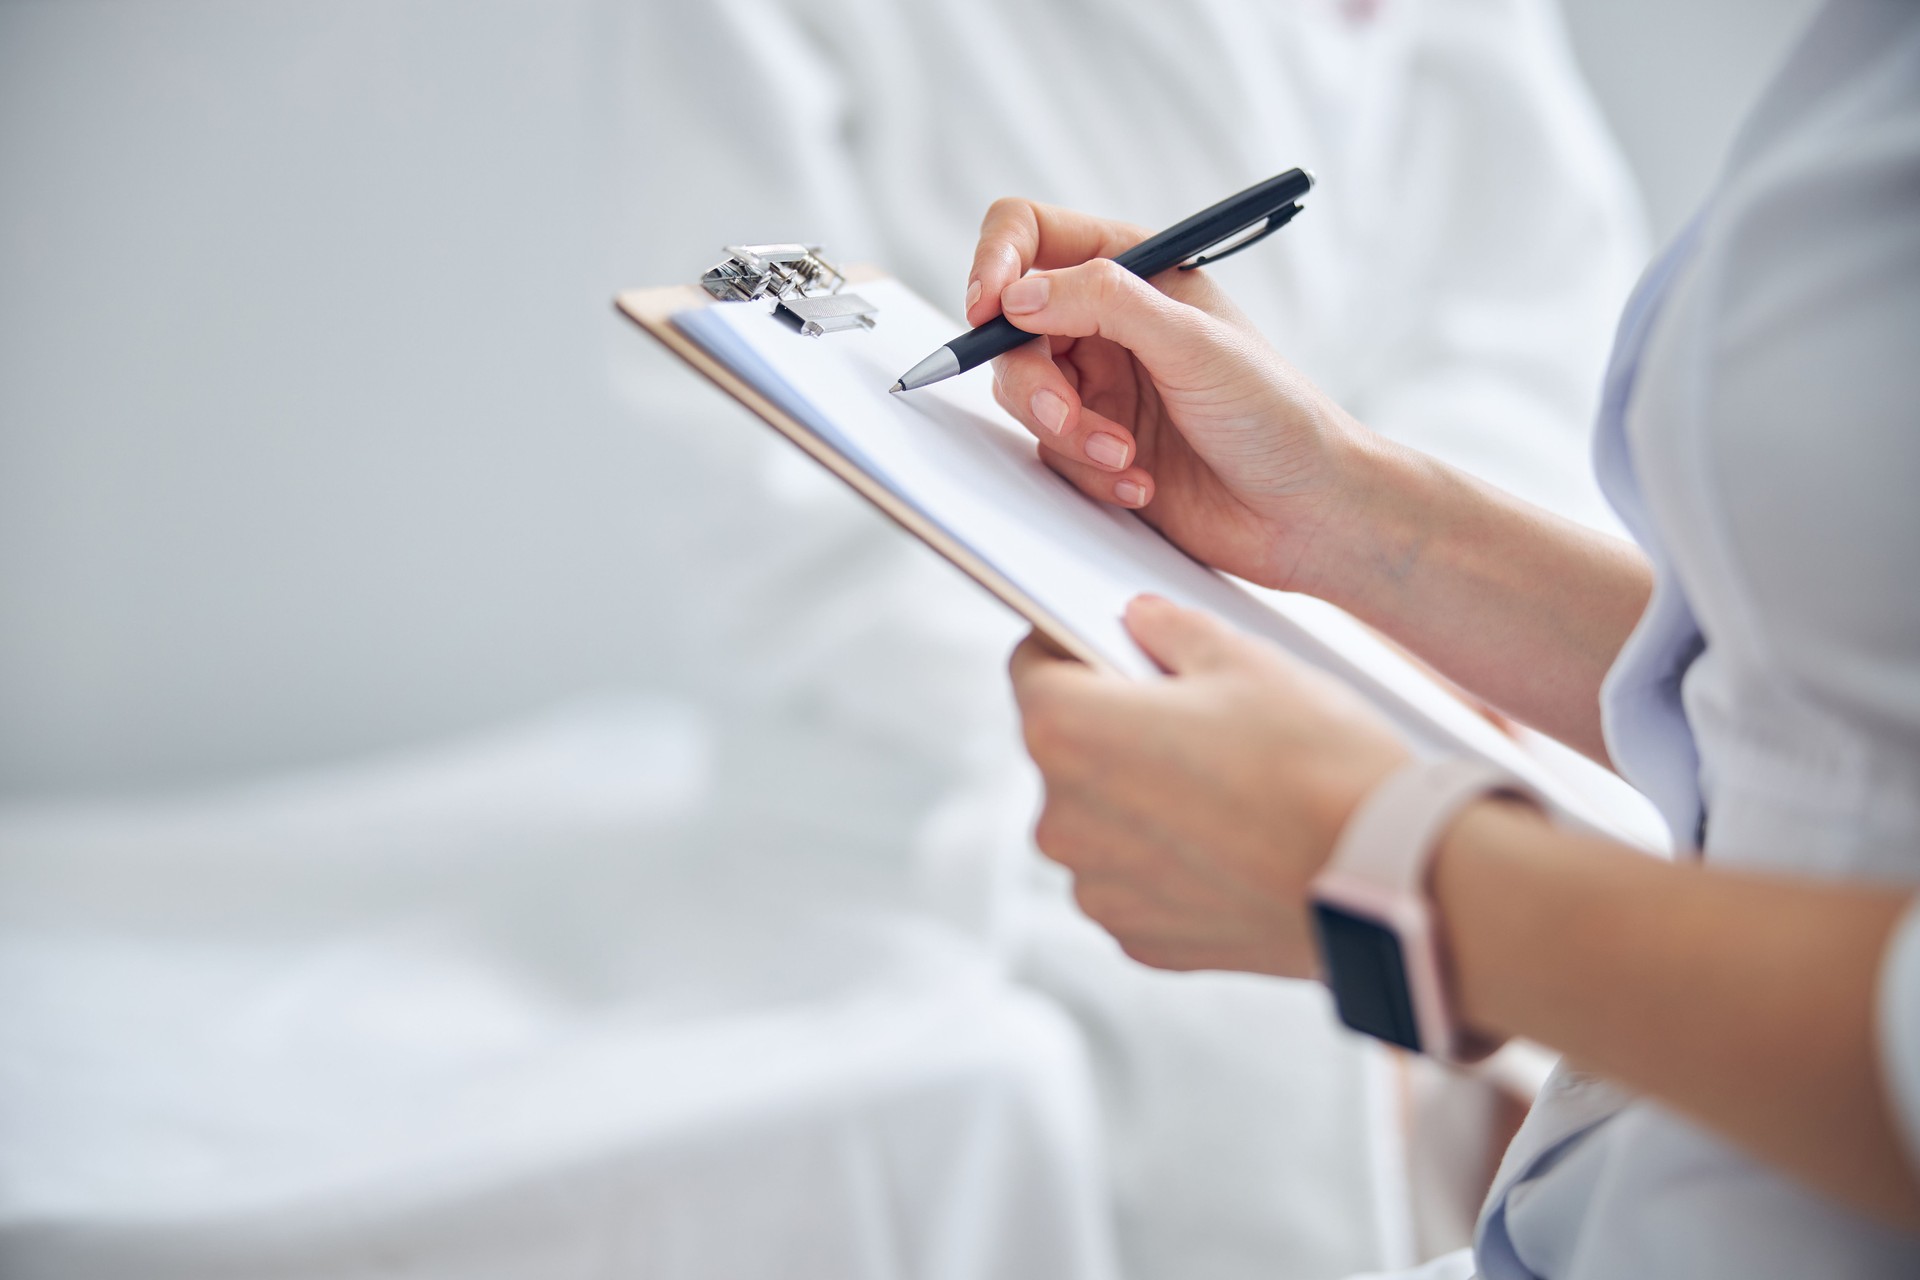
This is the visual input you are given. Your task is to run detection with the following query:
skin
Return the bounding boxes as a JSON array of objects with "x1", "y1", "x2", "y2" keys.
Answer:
[{"x1": 975, "y1": 197, "x2": 1920, "y2": 1228}]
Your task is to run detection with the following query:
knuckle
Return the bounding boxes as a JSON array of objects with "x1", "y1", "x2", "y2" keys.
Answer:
[
  {"x1": 982, "y1": 195, "x2": 1026, "y2": 227},
  {"x1": 991, "y1": 372, "x2": 1018, "y2": 415},
  {"x1": 1085, "y1": 260, "x2": 1151, "y2": 324},
  {"x1": 991, "y1": 351, "x2": 1035, "y2": 398},
  {"x1": 1032, "y1": 806, "x2": 1072, "y2": 861},
  {"x1": 1022, "y1": 690, "x2": 1094, "y2": 774},
  {"x1": 1073, "y1": 874, "x2": 1149, "y2": 932},
  {"x1": 1148, "y1": 947, "x2": 1203, "y2": 972},
  {"x1": 981, "y1": 198, "x2": 1039, "y2": 253},
  {"x1": 1021, "y1": 713, "x2": 1071, "y2": 772},
  {"x1": 1035, "y1": 807, "x2": 1108, "y2": 877},
  {"x1": 1071, "y1": 875, "x2": 1120, "y2": 921},
  {"x1": 1084, "y1": 257, "x2": 1132, "y2": 302},
  {"x1": 1116, "y1": 935, "x2": 1168, "y2": 968},
  {"x1": 1016, "y1": 677, "x2": 1067, "y2": 741},
  {"x1": 1019, "y1": 700, "x2": 1062, "y2": 764},
  {"x1": 1006, "y1": 638, "x2": 1029, "y2": 681}
]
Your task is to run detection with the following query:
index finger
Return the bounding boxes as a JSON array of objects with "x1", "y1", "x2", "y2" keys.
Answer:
[{"x1": 967, "y1": 199, "x2": 1150, "y2": 326}]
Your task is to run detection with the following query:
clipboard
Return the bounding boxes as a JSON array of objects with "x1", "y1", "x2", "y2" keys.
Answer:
[
  {"x1": 613, "y1": 254, "x2": 1664, "y2": 847},
  {"x1": 615, "y1": 264, "x2": 1108, "y2": 672}
]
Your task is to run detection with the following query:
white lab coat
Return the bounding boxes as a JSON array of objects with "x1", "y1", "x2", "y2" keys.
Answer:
[{"x1": 1452, "y1": 1, "x2": 1920, "y2": 1275}]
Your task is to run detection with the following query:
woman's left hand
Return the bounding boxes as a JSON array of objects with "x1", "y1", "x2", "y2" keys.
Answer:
[{"x1": 1011, "y1": 595, "x2": 1410, "y2": 977}]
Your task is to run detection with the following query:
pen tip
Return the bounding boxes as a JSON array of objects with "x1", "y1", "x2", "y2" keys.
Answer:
[{"x1": 888, "y1": 381, "x2": 904, "y2": 394}]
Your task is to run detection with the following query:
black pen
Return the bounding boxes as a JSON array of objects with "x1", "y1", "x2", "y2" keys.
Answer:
[{"x1": 890, "y1": 168, "x2": 1314, "y2": 393}]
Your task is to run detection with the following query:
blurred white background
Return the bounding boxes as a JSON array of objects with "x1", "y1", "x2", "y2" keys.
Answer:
[
  {"x1": 1563, "y1": 0, "x2": 1820, "y2": 239},
  {"x1": 0, "y1": 0, "x2": 1819, "y2": 800},
  {"x1": 0, "y1": 3, "x2": 1828, "y2": 1279}
]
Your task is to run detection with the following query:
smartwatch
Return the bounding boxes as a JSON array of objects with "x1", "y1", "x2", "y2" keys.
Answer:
[{"x1": 1309, "y1": 756, "x2": 1542, "y2": 1063}]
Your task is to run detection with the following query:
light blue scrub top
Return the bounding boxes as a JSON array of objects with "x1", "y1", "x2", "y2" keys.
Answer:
[{"x1": 1469, "y1": 2, "x2": 1920, "y2": 1276}]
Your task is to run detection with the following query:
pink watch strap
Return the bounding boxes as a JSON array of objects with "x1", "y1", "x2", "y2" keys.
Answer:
[{"x1": 1314, "y1": 756, "x2": 1544, "y2": 1063}]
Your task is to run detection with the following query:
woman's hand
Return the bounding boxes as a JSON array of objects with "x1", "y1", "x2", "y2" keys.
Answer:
[
  {"x1": 1010, "y1": 595, "x2": 1409, "y2": 977},
  {"x1": 968, "y1": 198, "x2": 1364, "y2": 593},
  {"x1": 970, "y1": 196, "x2": 1655, "y2": 763}
]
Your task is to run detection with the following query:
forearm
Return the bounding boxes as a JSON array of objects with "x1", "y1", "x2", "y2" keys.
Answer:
[
  {"x1": 1432, "y1": 799, "x2": 1920, "y2": 1226},
  {"x1": 1293, "y1": 430, "x2": 1651, "y2": 763}
]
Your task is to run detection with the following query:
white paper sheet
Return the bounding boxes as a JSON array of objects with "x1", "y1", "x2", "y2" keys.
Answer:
[{"x1": 674, "y1": 281, "x2": 1635, "y2": 838}]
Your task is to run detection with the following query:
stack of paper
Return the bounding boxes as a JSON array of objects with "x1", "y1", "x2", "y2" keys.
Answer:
[{"x1": 660, "y1": 279, "x2": 1652, "y2": 844}]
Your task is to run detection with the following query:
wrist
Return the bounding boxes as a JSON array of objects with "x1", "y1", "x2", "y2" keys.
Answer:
[
  {"x1": 1427, "y1": 795, "x2": 1558, "y2": 1047},
  {"x1": 1274, "y1": 420, "x2": 1445, "y2": 610},
  {"x1": 1310, "y1": 758, "x2": 1540, "y2": 1061}
]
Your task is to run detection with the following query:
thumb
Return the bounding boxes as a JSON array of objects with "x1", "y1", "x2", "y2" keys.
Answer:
[{"x1": 1123, "y1": 596, "x2": 1243, "y2": 676}]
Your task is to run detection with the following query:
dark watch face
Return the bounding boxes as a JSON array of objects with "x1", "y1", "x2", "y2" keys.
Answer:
[{"x1": 1312, "y1": 903, "x2": 1423, "y2": 1053}]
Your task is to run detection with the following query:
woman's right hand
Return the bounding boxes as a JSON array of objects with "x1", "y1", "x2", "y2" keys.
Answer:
[{"x1": 967, "y1": 197, "x2": 1364, "y2": 592}]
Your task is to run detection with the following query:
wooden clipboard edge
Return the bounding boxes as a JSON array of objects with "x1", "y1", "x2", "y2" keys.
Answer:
[{"x1": 613, "y1": 272, "x2": 1115, "y2": 674}]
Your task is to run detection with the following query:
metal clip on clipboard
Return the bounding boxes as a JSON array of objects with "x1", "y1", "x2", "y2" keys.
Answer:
[{"x1": 700, "y1": 244, "x2": 878, "y2": 337}]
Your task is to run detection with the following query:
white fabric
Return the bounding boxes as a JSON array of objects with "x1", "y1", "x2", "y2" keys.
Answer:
[
  {"x1": 0, "y1": 703, "x2": 1118, "y2": 1280},
  {"x1": 1472, "y1": 2, "x2": 1920, "y2": 1276},
  {"x1": 1007, "y1": 885, "x2": 1407, "y2": 1280},
  {"x1": 1350, "y1": 1247, "x2": 1477, "y2": 1280}
]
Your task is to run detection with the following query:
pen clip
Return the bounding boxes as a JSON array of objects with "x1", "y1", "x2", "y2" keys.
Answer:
[{"x1": 1178, "y1": 203, "x2": 1302, "y2": 271}]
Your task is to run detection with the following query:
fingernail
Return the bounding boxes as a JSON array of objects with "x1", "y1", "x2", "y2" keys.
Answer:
[
  {"x1": 965, "y1": 278, "x2": 982, "y2": 312},
  {"x1": 1001, "y1": 276, "x2": 1050, "y2": 314},
  {"x1": 1086, "y1": 433, "x2": 1128, "y2": 469},
  {"x1": 1115, "y1": 480, "x2": 1147, "y2": 506},
  {"x1": 1032, "y1": 389, "x2": 1069, "y2": 435}
]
